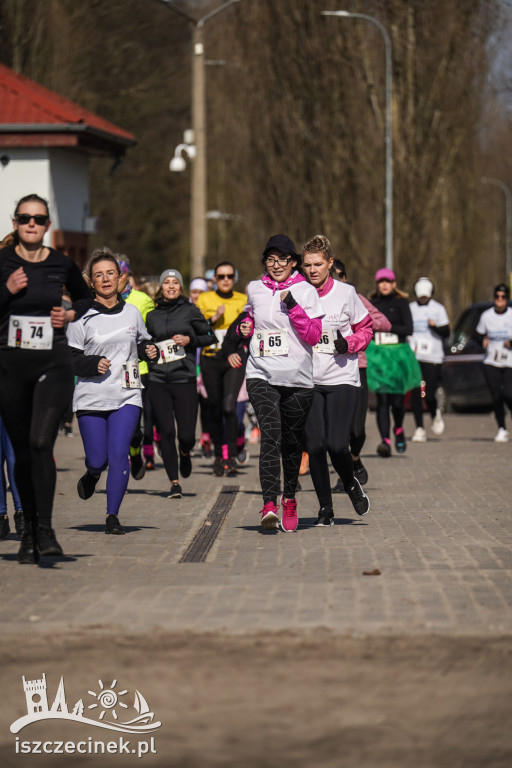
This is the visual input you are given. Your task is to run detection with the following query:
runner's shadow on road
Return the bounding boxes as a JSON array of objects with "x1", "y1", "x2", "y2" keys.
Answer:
[
  {"x1": 68, "y1": 523, "x2": 158, "y2": 533},
  {"x1": 0, "y1": 552, "x2": 87, "y2": 567},
  {"x1": 236, "y1": 525, "x2": 280, "y2": 535},
  {"x1": 300, "y1": 517, "x2": 368, "y2": 527}
]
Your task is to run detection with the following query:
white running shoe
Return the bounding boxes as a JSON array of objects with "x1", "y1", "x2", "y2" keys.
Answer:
[
  {"x1": 431, "y1": 409, "x2": 445, "y2": 436},
  {"x1": 494, "y1": 428, "x2": 510, "y2": 443},
  {"x1": 412, "y1": 426, "x2": 427, "y2": 443}
]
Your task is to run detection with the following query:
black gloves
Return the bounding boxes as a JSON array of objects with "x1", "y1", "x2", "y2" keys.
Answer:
[
  {"x1": 334, "y1": 332, "x2": 348, "y2": 354},
  {"x1": 281, "y1": 291, "x2": 297, "y2": 310}
]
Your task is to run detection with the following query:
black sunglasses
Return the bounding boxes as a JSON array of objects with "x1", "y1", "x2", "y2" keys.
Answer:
[
  {"x1": 16, "y1": 214, "x2": 49, "y2": 225},
  {"x1": 495, "y1": 293, "x2": 507, "y2": 299},
  {"x1": 216, "y1": 273, "x2": 235, "y2": 280}
]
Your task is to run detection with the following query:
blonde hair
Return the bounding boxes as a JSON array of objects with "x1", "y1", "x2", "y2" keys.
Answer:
[{"x1": 302, "y1": 234, "x2": 337, "y2": 279}]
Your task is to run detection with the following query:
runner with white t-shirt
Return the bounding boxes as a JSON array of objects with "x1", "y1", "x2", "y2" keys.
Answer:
[
  {"x1": 408, "y1": 278, "x2": 450, "y2": 442},
  {"x1": 240, "y1": 235, "x2": 323, "y2": 532},
  {"x1": 302, "y1": 236, "x2": 372, "y2": 525},
  {"x1": 476, "y1": 283, "x2": 512, "y2": 442},
  {"x1": 67, "y1": 250, "x2": 157, "y2": 534}
]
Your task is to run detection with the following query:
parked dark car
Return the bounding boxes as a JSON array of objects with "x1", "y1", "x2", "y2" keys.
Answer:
[{"x1": 441, "y1": 300, "x2": 512, "y2": 412}]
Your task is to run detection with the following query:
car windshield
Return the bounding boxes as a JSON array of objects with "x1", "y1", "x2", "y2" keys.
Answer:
[{"x1": 448, "y1": 305, "x2": 492, "y2": 353}]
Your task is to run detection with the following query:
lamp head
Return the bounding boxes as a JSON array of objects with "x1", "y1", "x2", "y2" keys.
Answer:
[{"x1": 170, "y1": 156, "x2": 187, "y2": 172}]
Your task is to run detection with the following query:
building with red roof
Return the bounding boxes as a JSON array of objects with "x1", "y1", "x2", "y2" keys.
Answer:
[{"x1": 0, "y1": 63, "x2": 135, "y2": 266}]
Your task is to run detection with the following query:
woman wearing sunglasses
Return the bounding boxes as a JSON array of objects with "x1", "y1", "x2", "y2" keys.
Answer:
[
  {"x1": 240, "y1": 234, "x2": 324, "y2": 532},
  {"x1": 196, "y1": 262, "x2": 247, "y2": 477},
  {"x1": 0, "y1": 193, "x2": 92, "y2": 563},
  {"x1": 476, "y1": 283, "x2": 512, "y2": 442}
]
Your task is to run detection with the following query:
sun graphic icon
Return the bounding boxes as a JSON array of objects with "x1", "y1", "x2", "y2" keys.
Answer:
[{"x1": 87, "y1": 680, "x2": 129, "y2": 721}]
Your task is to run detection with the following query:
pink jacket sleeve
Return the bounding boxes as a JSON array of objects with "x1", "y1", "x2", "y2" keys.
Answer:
[
  {"x1": 346, "y1": 312, "x2": 373, "y2": 354},
  {"x1": 288, "y1": 304, "x2": 322, "y2": 346},
  {"x1": 359, "y1": 294, "x2": 392, "y2": 332}
]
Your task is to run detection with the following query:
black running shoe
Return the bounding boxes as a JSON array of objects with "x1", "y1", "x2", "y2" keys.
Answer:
[
  {"x1": 18, "y1": 532, "x2": 39, "y2": 564},
  {"x1": 77, "y1": 471, "x2": 99, "y2": 500},
  {"x1": 315, "y1": 506, "x2": 334, "y2": 527},
  {"x1": 0, "y1": 514, "x2": 10, "y2": 540},
  {"x1": 346, "y1": 477, "x2": 370, "y2": 517},
  {"x1": 14, "y1": 510, "x2": 25, "y2": 539},
  {"x1": 37, "y1": 525, "x2": 64, "y2": 556},
  {"x1": 130, "y1": 450, "x2": 146, "y2": 480},
  {"x1": 225, "y1": 458, "x2": 238, "y2": 477},
  {"x1": 332, "y1": 477, "x2": 345, "y2": 493},
  {"x1": 212, "y1": 457, "x2": 224, "y2": 477},
  {"x1": 377, "y1": 441, "x2": 391, "y2": 458},
  {"x1": 353, "y1": 459, "x2": 368, "y2": 485},
  {"x1": 105, "y1": 514, "x2": 125, "y2": 535},
  {"x1": 168, "y1": 482, "x2": 182, "y2": 499},
  {"x1": 394, "y1": 429, "x2": 406, "y2": 453},
  {"x1": 179, "y1": 450, "x2": 192, "y2": 478}
]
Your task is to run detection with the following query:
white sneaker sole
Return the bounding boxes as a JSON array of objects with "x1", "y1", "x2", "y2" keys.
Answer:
[{"x1": 261, "y1": 512, "x2": 279, "y2": 530}]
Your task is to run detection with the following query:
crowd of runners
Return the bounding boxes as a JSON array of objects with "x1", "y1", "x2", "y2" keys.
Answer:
[{"x1": 1, "y1": 193, "x2": 511, "y2": 563}]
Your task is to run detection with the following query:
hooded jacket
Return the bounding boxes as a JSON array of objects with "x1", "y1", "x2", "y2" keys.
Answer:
[{"x1": 146, "y1": 295, "x2": 215, "y2": 384}]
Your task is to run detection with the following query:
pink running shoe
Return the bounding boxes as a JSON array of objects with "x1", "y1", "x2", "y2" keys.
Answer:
[
  {"x1": 260, "y1": 501, "x2": 279, "y2": 530},
  {"x1": 281, "y1": 497, "x2": 298, "y2": 532}
]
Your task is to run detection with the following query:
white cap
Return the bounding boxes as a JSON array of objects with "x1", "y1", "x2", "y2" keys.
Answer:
[{"x1": 414, "y1": 277, "x2": 433, "y2": 298}]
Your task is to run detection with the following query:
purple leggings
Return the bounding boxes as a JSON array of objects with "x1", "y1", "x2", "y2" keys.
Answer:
[{"x1": 78, "y1": 405, "x2": 141, "y2": 516}]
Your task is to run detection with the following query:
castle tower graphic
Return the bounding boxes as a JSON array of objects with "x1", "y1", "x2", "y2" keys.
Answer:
[{"x1": 23, "y1": 674, "x2": 49, "y2": 715}]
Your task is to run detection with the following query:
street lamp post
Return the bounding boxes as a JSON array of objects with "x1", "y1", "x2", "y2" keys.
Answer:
[
  {"x1": 481, "y1": 176, "x2": 512, "y2": 283},
  {"x1": 322, "y1": 10, "x2": 393, "y2": 271},
  {"x1": 157, "y1": 0, "x2": 240, "y2": 278}
]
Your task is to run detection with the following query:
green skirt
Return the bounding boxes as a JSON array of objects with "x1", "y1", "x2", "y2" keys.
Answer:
[{"x1": 366, "y1": 341, "x2": 422, "y2": 394}]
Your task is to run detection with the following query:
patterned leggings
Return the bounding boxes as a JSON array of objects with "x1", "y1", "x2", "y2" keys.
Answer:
[{"x1": 247, "y1": 378, "x2": 313, "y2": 504}]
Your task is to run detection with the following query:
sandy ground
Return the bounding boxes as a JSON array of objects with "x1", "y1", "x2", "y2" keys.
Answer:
[{"x1": 1, "y1": 629, "x2": 511, "y2": 768}]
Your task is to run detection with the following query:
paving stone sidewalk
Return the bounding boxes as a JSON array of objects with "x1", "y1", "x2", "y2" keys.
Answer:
[{"x1": 0, "y1": 411, "x2": 511, "y2": 636}]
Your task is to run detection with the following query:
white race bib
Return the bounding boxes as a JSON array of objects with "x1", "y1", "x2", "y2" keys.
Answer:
[
  {"x1": 314, "y1": 328, "x2": 335, "y2": 354},
  {"x1": 157, "y1": 339, "x2": 186, "y2": 364},
  {"x1": 8, "y1": 315, "x2": 53, "y2": 350},
  {"x1": 494, "y1": 347, "x2": 512, "y2": 366},
  {"x1": 121, "y1": 361, "x2": 143, "y2": 389},
  {"x1": 416, "y1": 338, "x2": 433, "y2": 356},
  {"x1": 255, "y1": 329, "x2": 289, "y2": 357},
  {"x1": 375, "y1": 332, "x2": 399, "y2": 346}
]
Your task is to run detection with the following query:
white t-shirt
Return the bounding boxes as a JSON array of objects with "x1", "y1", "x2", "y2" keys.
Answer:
[
  {"x1": 408, "y1": 300, "x2": 449, "y2": 364},
  {"x1": 312, "y1": 281, "x2": 368, "y2": 386},
  {"x1": 246, "y1": 277, "x2": 324, "y2": 388},
  {"x1": 67, "y1": 303, "x2": 152, "y2": 411},
  {"x1": 476, "y1": 306, "x2": 512, "y2": 368}
]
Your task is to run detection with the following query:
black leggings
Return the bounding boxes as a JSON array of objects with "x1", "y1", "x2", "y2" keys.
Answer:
[
  {"x1": 0, "y1": 347, "x2": 74, "y2": 528},
  {"x1": 411, "y1": 361, "x2": 442, "y2": 426},
  {"x1": 376, "y1": 392, "x2": 405, "y2": 439},
  {"x1": 201, "y1": 355, "x2": 245, "y2": 458},
  {"x1": 483, "y1": 365, "x2": 512, "y2": 429},
  {"x1": 350, "y1": 368, "x2": 368, "y2": 457},
  {"x1": 247, "y1": 378, "x2": 313, "y2": 504},
  {"x1": 130, "y1": 373, "x2": 156, "y2": 451},
  {"x1": 305, "y1": 384, "x2": 358, "y2": 508},
  {"x1": 148, "y1": 380, "x2": 198, "y2": 482}
]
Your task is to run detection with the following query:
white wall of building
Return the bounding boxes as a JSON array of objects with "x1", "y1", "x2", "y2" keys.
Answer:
[
  {"x1": 49, "y1": 148, "x2": 89, "y2": 232},
  {"x1": 0, "y1": 146, "x2": 89, "y2": 245}
]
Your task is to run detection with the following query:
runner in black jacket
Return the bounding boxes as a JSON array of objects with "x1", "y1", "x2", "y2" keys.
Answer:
[
  {"x1": 0, "y1": 193, "x2": 92, "y2": 563},
  {"x1": 145, "y1": 269, "x2": 215, "y2": 497},
  {"x1": 366, "y1": 268, "x2": 420, "y2": 457}
]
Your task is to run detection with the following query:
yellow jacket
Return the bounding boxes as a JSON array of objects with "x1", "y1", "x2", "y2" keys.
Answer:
[
  {"x1": 196, "y1": 290, "x2": 247, "y2": 357},
  {"x1": 125, "y1": 288, "x2": 155, "y2": 375}
]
